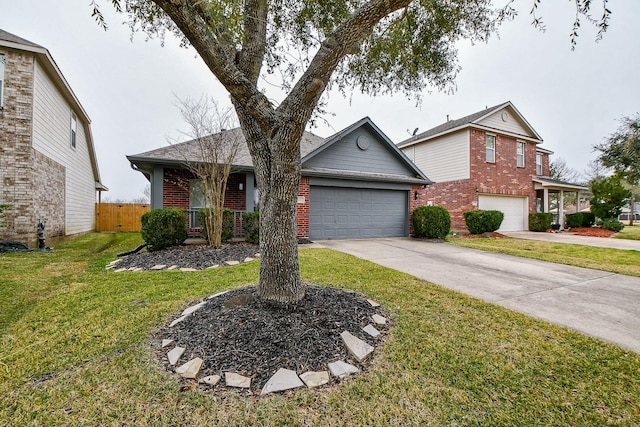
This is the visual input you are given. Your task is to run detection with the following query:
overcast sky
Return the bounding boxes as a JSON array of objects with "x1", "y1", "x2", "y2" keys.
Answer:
[{"x1": 1, "y1": 1, "x2": 639, "y2": 201}]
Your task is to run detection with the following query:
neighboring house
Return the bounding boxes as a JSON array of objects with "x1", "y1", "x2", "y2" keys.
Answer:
[
  {"x1": 0, "y1": 29, "x2": 107, "y2": 246},
  {"x1": 619, "y1": 202, "x2": 640, "y2": 222},
  {"x1": 127, "y1": 117, "x2": 431, "y2": 240},
  {"x1": 398, "y1": 101, "x2": 587, "y2": 231}
]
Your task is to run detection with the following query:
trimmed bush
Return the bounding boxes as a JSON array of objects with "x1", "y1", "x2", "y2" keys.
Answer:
[
  {"x1": 565, "y1": 212, "x2": 583, "y2": 228},
  {"x1": 463, "y1": 210, "x2": 504, "y2": 234},
  {"x1": 242, "y1": 211, "x2": 260, "y2": 244},
  {"x1": 141, "y1": 208, "x2": 188, "y2": 251},
  {"x1": 597, "y1": 218, "x2": 625, "y2": 232},
  {"x1": 529, "y1": 212, "x2": 553, "y2": 231},
  {"x1": 581, "y1": 212, "x2": 596, "y2": 227},
  {"x1": 412, "y1": 205, "x2": 451, "y2": 239},
  {"x1": 197, "y1": 208, "x2": 234, "y2": 243}
]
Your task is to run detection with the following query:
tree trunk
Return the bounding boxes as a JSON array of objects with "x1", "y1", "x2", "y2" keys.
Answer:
[
  {"x1": 630, "y1": 193, "x2": 635, "y2": 226},
  {"x1": 234, "y1": 103, "x2": 305, "y2": 303}
]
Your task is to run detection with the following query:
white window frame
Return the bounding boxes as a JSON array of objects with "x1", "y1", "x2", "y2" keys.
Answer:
[
  {"x1": 485, "y1": 134, "x2": 496, "y2": 163},
  {"x1": 0, "y1": 53, "x2": 5, "y2": 108},
  {"x1": 536, "y1": 153, "x2": 543, "y2": 175},
  {"x1": 516, "y1": 141, "x2": 525, "y2": 167},
  {"x1": 70, "y1": 112, "x2": 77, "y2": 148}
]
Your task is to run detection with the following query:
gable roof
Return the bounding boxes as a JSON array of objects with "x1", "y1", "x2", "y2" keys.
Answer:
[
  {"x1": 397, "y1": 101, "x2": 543, "y2": 148},
  {"x1": 0, "y1": 28, "x2": 106, "y2": 191},
  {"x1": 128, "y1": 118, "x2": 431, "y2": 185}
]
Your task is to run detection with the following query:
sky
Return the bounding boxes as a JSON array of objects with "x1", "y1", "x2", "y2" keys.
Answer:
[{"x1": 1, "y1": 1, "x2": 639, "y2": 201}]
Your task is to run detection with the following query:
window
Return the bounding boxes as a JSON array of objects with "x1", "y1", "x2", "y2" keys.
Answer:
[
  {"x1": 70, "y1": 112, "x2": 77, "y2": 148},
  {"x1": 485, "y1": 134, "x2": 496, "y2": 163},
  {"x1": 536, "y1": 153, "x2": 543, "y2": 175},
  {"x1": 0, "y1": 54, "x2": 5, "y2": 108},
  {"x1": 516, "y1": 141, "x2": 525, "y2": 167}
]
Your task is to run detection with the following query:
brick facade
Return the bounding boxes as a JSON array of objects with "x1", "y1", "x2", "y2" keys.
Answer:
[
  {"x1": 296, "y1": 177, "x2": 310, "y2": 238},
  {"x1": 0, "y1": 48, "x2": 66, "y2": 246},
  {"x1": 412, "y1": 128, "x2": 550, "y2": 232}
]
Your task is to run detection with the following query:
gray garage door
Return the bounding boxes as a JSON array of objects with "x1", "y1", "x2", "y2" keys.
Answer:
[{"x1": 309, "y1": 186, "x2": 408, "y2": 240}]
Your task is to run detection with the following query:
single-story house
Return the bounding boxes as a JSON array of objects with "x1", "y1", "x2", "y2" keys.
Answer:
[{"x1": 127, "y1": 117, "x2": 432, "y2": 240}]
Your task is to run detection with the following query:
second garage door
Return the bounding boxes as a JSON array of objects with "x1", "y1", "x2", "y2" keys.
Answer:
[
  {"x1": 478, "y1": 195, "x2": 528, "y2": 232},
  {"x1": 309, "y1": 186, "x2": 407, "y2": 240}
]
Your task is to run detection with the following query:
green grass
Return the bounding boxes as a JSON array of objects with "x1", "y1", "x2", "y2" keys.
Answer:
[
  {"x1": 449, "y1": 236, "x2": 640, "y2": 277},
  {"x1": 1, "y1": 233, "x2": 639, "y2": 426},
  {"x1": 616, "y1": 224, "x2": 640, "y2": 240}
]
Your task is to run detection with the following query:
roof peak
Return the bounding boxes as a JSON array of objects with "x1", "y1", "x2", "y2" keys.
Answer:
[{"x1": 0, "y1": 28, "x2": 44, "y2": 49}]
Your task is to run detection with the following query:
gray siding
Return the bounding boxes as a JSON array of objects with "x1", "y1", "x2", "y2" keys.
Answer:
[{"x1": 304, "y1": 126, "x2": 415, "y2": 176}]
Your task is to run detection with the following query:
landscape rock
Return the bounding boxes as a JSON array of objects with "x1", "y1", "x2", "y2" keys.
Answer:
[
  {"x1": 200, "y1": 375, "x2": 221, "y2": 386},
  {"x1": 113, "y1": 268, "x2": 127, "y2": 273},
  {"x1": 225, "y1": 372, "x2": 251, "y2": 388},
  {"x1": 340, "y1": 331, "x2": 374, "y2": 362},
  {"x1": 208, "y1": 290, "x2": 229, "y2": 299},
  {"x1": 243, "y1": 257, "x2": 255, "y2": 263},
  {"x1": 167, "y1": 346, "x2": 185, "y2": 365},
  {"x1": 363, "y1": 324, "x2": 381, "y2": 338},
  {"x1": 179, "y1": 267, "x2": 199, "y2": 272},
  {"x1": 260, "y1": 368, "x2": 304, "y2": 396},
  {"x1": 161, "y1": 339, "x2": 174, "y2": 348},
  {"x1": 169, "y1": 315, "x2": 187, "y2": 327},
  {"x1": 167, "y1": 265, "x2": 178, "y2": 271},
  {"x1": 367, "y1": 299, "x2": 381, "y2": 307},
  {"x1": 181, "y1": 301, "x2": 206, "y2": 316},
  {"x1": 372, "y1": 314, "x2": 387, "y2": 325},
  {"x1": 150, "y1": 264, "x2": 166, "y2": 270},
  {"x1": 327, "y1": 360, "x2": 360, "y2": 379},
  {"x1": 225, "y1": 260, "x2": 240, "y2": 266},
  {"x1": 175, "y1": 357, "x2": 203, "y2": 379},
  {"x1": 206, "y1": 264, "x2": 219, "y2": 269},
  {"x1": 300, "y1": 371, "x2": 330, "y2": 388}
]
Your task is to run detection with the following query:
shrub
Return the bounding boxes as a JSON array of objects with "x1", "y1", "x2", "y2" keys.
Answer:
[
  {"x1": 529, "y1": 212, "x2": 553, "y2": 232},
  {"x1": 197, "y1": 208, "x2": 234, "y2": 243},
  {"x1": 463, "y1": 210, "x2": 504, "y2": 234},
  {"x1": 597, "y1": 218, "x2": 625, "y2": 232},
  {"x1": 581, "y1": 212, "x2": 596, "y2": 227},
  {"x1": 242, "y1": 211, "x2": 260, "y2": 244},
  {"x1": 412, "y1": 205, "x2": 451, "y2": 239},
  {"x1": 565, "y1": 213, "x2": 583, "y2": 228},
  {"x1": 140, "y1": 208, "x2": 188, "y2": 251}
]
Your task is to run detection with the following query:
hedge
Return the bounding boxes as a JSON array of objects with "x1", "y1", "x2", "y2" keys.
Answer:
[
  {"x1": 597, "y1": 218, "x2": 625, "y2": 232},
  {"x1": 197, "y1": 208, "x2": 234, "y2": 243},
  {"x1": 141, "y1": 208, "x2": 188, "y2": 251},
  {"x1": 463, "y1": 210, "x2": 504, "y2": 234},
  {"x1": 412, "y1": 205, "x2": 451, "y2": 239},
  {"x1": 242, "y1": 211, "x2": 260, "y2": 244},
  {"x1": 529, "y1": 212, "x2": 553, "y2": 232}
]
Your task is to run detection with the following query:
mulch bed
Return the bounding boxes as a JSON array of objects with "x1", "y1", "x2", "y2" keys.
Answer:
[
  {"x1": 131, "y1": 244, "x2": 391, "y2": 394},
  {"x1": 564, "y1": 227, "x2": 617, "y2": 238},
  {"x1": 156, "y1": 284, "x2": 388, "y2": 393},
  {"x1": 458, "y1": 231, "x2": 507, "y2": 239},
  {"x1": 115, "y1": 243, "x2": 260, "y2": 270}
]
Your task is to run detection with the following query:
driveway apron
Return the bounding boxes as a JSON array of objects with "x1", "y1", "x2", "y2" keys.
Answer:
[{"x1": 319, "y1": 237, "x2": 640, "y2": 354}]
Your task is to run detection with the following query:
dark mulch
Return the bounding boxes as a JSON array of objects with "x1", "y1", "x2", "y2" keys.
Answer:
[
  {"x1": 156, "y1": 284, "x2": 388, "y2": 393},
  {"x1": 115, "y1": 243, "x2": 260, "y2": 270}
]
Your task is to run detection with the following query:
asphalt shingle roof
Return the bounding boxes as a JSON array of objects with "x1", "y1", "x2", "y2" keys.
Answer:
[{"x1": 0, "y1": 28, "x2": 43, "y2": 48}]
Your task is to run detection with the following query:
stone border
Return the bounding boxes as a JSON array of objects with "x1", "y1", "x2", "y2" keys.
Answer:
[
  {"x1": 105, "y1": 254, "x2": 260, "y2": 273},
  {"x1": 160, "y1": 294, "x2": 387, "y2": 396}
]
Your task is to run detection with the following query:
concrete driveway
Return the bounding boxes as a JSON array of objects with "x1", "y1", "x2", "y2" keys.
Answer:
[{"x1": 319, "y1": 237, "x2": 640, "y2": 354}]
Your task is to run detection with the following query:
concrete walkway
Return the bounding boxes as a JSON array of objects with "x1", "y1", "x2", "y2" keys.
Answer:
[
  {"x1": 319, "y1": 237, "x2": 640, "y2": 354},
  {"x1": 503, "y1": 231, "x2": 640, "y2": 251}
]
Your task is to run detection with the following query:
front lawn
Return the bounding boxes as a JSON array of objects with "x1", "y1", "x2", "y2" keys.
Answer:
[
  {"x1": 616, "y1": 224, "x2": 640, "y2": 240},
  {"x1": 449, "y1": 235, "x2": 640, "y2": 278},
  {"x1": 1, "y1": 233, "x2": 639, "y2": 425}
]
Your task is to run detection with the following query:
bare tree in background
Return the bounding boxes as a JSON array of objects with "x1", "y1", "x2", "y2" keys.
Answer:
[{"x1": 170, "y1": 97, "x2": 240, "y2": 247}]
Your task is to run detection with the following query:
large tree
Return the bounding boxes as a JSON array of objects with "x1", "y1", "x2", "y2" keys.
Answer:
[
  {"x1": 595, "y1": 114, "x2": 640, "y2": 225},
  {"x1": 94, "y1": 0, "x2": 611, "y2": 303}
]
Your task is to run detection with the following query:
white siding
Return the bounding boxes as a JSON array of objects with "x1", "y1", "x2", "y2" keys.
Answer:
[
  {"x1": 479, "y1": 109, "x2": 535, "y2": 137},
  {"x1": 403, "y1": 130, "x2": 469, "y2": 183},
  {"x1": 32, "y1": 60, "x2": 95, "y2": 235}
]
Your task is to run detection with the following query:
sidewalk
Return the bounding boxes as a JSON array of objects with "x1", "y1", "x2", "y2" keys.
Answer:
[{"x1": 502, "y1": 231, "x2": 640, "y2": 251}]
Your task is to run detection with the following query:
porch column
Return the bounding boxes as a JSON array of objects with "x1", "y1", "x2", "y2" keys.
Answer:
[
  {"x1": 543, "y1": 188, "x2": 549, "y2": 213},
  {"x1": 558, "y1": 190, "x2": 565, "y2": 229}
]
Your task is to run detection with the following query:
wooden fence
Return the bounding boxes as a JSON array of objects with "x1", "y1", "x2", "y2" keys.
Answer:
[{"x1": 95, "y1": 203, "x2": 150, "y2": 232}]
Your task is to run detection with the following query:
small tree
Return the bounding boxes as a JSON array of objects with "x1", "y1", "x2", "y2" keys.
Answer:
[
  {"x1": 0, "y1": 204, "x2": 10, "y2": 228},
  {"x1": 590, "y1": 175, "x2": 631, "y2": 220},
  {"x1": 170, "y1": 97, "x2": 240, "y2": 247}
]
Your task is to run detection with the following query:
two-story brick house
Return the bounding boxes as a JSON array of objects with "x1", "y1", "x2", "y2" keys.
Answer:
[
  {"x1": 0, "y1": 29, "x2": 106, "y2": 246},
  {"x1": 400, "y1": 101, "x2": 586, "y2": 231}
]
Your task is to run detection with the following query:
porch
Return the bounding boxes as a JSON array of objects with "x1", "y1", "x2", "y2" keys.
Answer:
[
  {"x1": 533, "y1": 176, "x2": 589, "y2": 229},
  {"x1": 187, "y1": 209, "x2": 248, "y2": 239}
]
